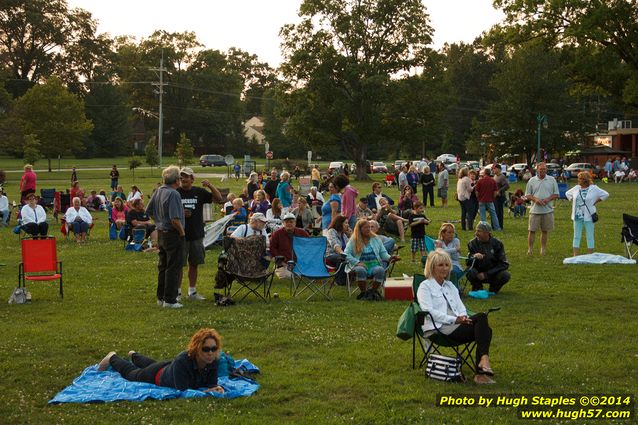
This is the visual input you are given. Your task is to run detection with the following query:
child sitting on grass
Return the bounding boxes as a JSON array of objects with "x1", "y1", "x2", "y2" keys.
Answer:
[{"x1": 408, "y1": 201, "x2": 430, "y2": 262}]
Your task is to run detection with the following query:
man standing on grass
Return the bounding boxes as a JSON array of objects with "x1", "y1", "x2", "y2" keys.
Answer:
[
  {"x1": 146, "y1": 165, "x2": 185, "y2": 309},
  {"x1": 474, "y1": 168, "x2": 501, "y2": 230},
  {"x1": 437, "y1": 162, "x2": 449, "y2": 208},
  {"x1": 177, "y1": 167, "x2": 223, "y2": 301},
  {"x1": 524, "y1": 162, "x2": 559, "y2": 255}
]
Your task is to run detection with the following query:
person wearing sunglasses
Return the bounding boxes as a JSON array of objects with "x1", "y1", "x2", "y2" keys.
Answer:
[{"x1": 97, "y1": 328, "x2": 224, "y2": 393}]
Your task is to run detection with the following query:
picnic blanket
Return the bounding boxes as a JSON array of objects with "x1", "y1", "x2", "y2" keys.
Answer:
[
  {"x1": 49, "y1": 358, "x2": 260, "y2": 404},
  {"x1": 563, "y1": 253, "x2": 636, "y2": 265}
]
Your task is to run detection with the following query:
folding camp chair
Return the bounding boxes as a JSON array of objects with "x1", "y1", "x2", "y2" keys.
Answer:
[
  {"x1": 125, "y1": 228, "x2": 146, "y2": 251},
  {"x1": 288, "y1": 236, "x2": 337, "y2": 301},
  {"x1": 450, "y1": 257, "x2": 476, "y2": 297},
  {"x1": 18, "y1": 237, "x2": 63, "y2": 298},
  {"x1": 621, "y1": 213, "x2": 638, "y2": 260},
  {"x1": 219, "y1": 235, "x2": 277, "y2": 302},
  {"x1": 556, "y1": 183, "x2": 568, "y2": 206},
  {"x1": 411, "y1": 274, "x2": 499, "y2": 374},
  {"x1": 106, "y1": 206, "x2": 128, "y2": 240},
  {"x1": 40, "y1": 188, "x2": 56, "y2": 210}
]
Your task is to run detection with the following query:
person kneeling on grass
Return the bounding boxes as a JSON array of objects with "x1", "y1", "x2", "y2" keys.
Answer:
[
  {"x1": 344, "y1": 219, "x2": 399, "y2": 301},
  {"x1": 98, "y1": 328, "x2": 224, "y2": 393},
  {"x1": 417, "y1": 249, "x2": 496, "y2": 384},
  {"x1": 466, "y1": 221, "x2": 510, "y2": 294}
]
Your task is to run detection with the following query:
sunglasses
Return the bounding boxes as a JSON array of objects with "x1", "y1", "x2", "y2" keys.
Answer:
[{"x1": 201, "y1": 345, "x2": 218, "y2": 353}]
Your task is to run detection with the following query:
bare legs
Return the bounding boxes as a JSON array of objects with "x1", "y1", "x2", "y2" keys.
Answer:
[{"x1": 527, "y1": 231, "x2": 548, "y2": 255}]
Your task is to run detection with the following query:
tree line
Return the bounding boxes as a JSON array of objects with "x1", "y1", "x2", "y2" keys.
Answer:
[{"x1": 0, "y1": 0, "x2": 635, "y2": 177}]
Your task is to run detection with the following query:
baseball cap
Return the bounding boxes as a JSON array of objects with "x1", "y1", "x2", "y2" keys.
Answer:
[
  {"x1": 283, "y1": 212, "x2": 296, "y2": 221},
  {"x1": 250, "y1": 213, "x2": 268, "y2": 222},
  {"x1": 180, "y1": 167, "x2": 194, "y2": 176}
]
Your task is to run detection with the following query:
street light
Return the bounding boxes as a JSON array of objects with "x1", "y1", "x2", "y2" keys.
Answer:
[{"x1": 536, "y1": 113, "x2": 548, "y2": 163}]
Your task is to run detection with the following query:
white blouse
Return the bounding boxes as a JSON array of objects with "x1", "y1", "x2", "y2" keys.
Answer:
[
  {"x1": 417, "y1": 277, "x2": 467, "y2": 333},
  {"x1": 65, "y1": 206, "x2": 93, "y2": 224},
  {"x1": 20, "y1": 204, "x2": 47, "y2": 225}
]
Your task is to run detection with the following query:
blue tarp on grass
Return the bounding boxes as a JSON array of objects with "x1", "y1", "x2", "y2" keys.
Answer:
[{"x1": 49, "y1": 359, "x2": 260, "y2": 404}]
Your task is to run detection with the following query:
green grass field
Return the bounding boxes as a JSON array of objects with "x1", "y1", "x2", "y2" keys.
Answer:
[{"x1": 0, "y1": 168, "x2": 636, "y2": 424}]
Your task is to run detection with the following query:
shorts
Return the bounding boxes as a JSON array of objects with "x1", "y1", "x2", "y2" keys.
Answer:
[
  {"x1": 528, "y1": 213, "x2": 554, "y2": 232},
  {"x1": 411, "y1": 237, "x2": 425, "y2": 253},
  {"x1": 437, "y1": 188, "x2": 448, "y2": 199},
  {"x1": 111, "y1": 179, "x2": 118, "y2": 190},
  {"x1": 182, "y1": 238, "x2": 206, "y2": 266}
]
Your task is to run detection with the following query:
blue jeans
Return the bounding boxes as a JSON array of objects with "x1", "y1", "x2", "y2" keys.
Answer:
[
  {"x1": 0, "y1": 209, "x2": 9, "y2": 224},
  {"x1": 352, "y1": 265, "x2": 385, "y2": 283},
  {"x1": 479, "y1": 202, "x2": 501, "y2": 230},
  {"x1": 573, "y1": 219, "x2": 595, "y2": 249},
  {"x1": 71, "y1": 220, "x2": 89, "y2": 234}
]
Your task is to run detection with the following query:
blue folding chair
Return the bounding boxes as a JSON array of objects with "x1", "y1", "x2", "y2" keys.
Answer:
[
  {"x1": 288, "y1": 236, "x2": 337, "y2": 301},
  {"x1": 125, "y1": 228, "x2": 146, "y2": 252},
  {"x1": 424, "y1": 235, "x2": 436, "y2": 253}
]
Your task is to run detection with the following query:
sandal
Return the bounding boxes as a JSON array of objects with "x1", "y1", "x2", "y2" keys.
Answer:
[{"x1": 477, "y1": 366, "x2": 494, "y2": 376}]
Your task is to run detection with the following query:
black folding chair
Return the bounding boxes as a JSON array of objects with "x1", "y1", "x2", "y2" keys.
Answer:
[
  {"x1": 219, "y1": 236, "x2": 277, "y2": 303},
  {"x1": 621, "y1": 213, "x2": 638, "y2": 260}
]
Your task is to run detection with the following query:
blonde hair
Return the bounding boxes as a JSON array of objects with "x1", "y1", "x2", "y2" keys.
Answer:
[
  {"x1": 458, "y1": 167, "x2": 469, "y2": 179},
  {"x1": 438, "y1": 222, "x2": 456, "y2": 240},
  {"x1": 350, "y1": 219, "x2": 375, "y2": 255},
  {"x1": 423, "y1": 249, "x2": 452, "y2": 279},
  {"x1": 577, "y1": 171, "x2": 592, "y2": 186}
]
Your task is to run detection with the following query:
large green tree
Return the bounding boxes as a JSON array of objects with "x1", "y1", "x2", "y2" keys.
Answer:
[
  {"x1": 280, "y1": 0, "x2": 434, "y2": 179},
  {"x1": 471, "y1": 41, "x2": 580, "y2": 164},
  {"x1": 84, "y1": 83, "x2": 131, "y2": 157},
  {"x1": 13, "y1": 77, "x2": 93, "y2": 170},
  {"x1": 0, "y1": 0, "x2": 103, "y2": 96},
  {"x1": 494, "y1": 0, "x2": 638, "y2": 109}
]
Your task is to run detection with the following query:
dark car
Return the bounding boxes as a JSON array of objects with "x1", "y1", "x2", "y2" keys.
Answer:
[{"x1": 199, "y1": 154, "x2": 226, "y2": 167}]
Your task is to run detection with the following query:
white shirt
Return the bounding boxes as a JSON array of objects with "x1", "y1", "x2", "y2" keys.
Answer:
[
  {"x1": 20, "y1": 204, "x2": 47, "y2": 224},
  {"x1": 417, "y1": 277, "x2": 467, "y2": 333},
  {"x1": 127, "y1": 191, "x2": 142, "y2": 203},
  {"x1": 64, "y1": 206, "x2": 93, "y2": 224},
  {"x1": 565, "y1": 184, "x2": 609, "y2": 222},
  {"x1": 0, "y1": 195, "x2": 8, "y2": 210}
]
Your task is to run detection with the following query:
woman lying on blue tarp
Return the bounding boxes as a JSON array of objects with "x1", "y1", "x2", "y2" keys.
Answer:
[{"x1": 97, "y1": 328, "x2": 224, "y2": 393}]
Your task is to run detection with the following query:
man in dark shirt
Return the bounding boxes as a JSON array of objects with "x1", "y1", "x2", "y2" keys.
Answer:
[
  {"x1": 126, "y1": 198, "x2": 157, "y2": 247},
  {"x1": 177, "y1": 167, "x2": 223, "y2": 301},
  {"x1": 146, "y1": 165, "x2": 186, "y2": 308},
  {"x1": 263, "y1": 169, "x2": 280, "y2": 202},
  {"x1": 466, "y1": 221, "x2": 510, "y2": 293},
  {"x1": 492, "y1": 165, "x2": 510, "y2": 230},
  {"x1": 109, "y1": 165, "x2": 119, "y2": 190},
  {"x1": 474, "y1": 168, "x2": 501, "y2": 231}
]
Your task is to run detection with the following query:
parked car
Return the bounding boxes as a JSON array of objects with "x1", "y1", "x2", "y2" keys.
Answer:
[
  {"x1": 393, "y1": 160, "x2": 407, "y2": 171},
  {"x1": 370, "y1": 162, "x2": 388, "y2": 173},
  {"x1": 199, "y1": 154, "x2": 226, "y2": 167},
  {"x1": 508, "y1": 163, "x2": 528, "y2": 174},
  {"x1": 545, "y1": 163, "x2": 561, "y2": 176},
  {"x1": 328, "y1": 161, "x2": 344, "y2": 173},
  {"x1": 436, "y1": 154, "x2": 457, "y2": 164},
  {"x1": 565, "y1": 162, "x2": 600, "y2": 178},
  {"x1": 462, "y1": 161, "x2": 480, "y2": 171}
]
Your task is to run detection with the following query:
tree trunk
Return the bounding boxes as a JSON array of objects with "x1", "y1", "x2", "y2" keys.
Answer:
[
  {"x1": 47, "y1": 158, "x2": 52, "y2": 172},
  {"x1": 354, "y1": 146, "x2": 370, "y2": 181}
]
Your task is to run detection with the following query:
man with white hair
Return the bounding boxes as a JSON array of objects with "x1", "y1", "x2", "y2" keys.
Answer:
[
  {"x1": 146, "y1": 165, "x2": 186, "y2": 309},
  {"x1": 230, "y1": 212, "x2": 270, "y2": 248}
]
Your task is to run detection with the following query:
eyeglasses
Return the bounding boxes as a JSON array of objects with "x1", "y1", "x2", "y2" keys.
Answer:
[{"x1": 201, "y1": 345, "x2": 218, "y2": 353}]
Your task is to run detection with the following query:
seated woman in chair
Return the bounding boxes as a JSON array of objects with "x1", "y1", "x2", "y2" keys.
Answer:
[
  {"x1": 97, "y1": 328, "x2": 224, "y2": 393},
  {"x1": 344, "y1": 219, "x2": 398, "y2": 301},
  {"x1": 417, "y1": 249, "x2": 496, "y2": 384},
  {"x1": 65, "y1": 196, "x2": 92, "y2": 243},
  {"x1": 111, "y1": 198, "x2": 128, "y2": 230},
  {"x1": 20, "y1": 193, "x2": 48, "y2": 237},
  {"x1": 325, "y1": 215, "x2": 351, "y2": 284},
  {"x1": 434, "y1": 223, "x2": 462, "y2": 275}
]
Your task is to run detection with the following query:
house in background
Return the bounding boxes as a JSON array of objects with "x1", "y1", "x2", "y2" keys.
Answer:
[
  {"x1": 583, "y1": 119, "x2": 637, "y2": 164},
  {"x1": 244, "y1": 116, "x2": 266, "y2": 145}
]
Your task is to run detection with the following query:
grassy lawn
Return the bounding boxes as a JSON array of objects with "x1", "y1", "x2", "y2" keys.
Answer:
[{"x1": 0, "y1": 170, "x2": 636, "y2": 424}]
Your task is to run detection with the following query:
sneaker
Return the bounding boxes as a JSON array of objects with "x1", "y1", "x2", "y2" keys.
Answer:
[
  {"x1": 188, "y1": 292, "x2": 206, "y2": 301},
  {"x1": 98, "y1": 351, "x2": 117, "y2": 371},
  {"x1": 176, "y1": 295, "x2": 182, "y2": 302},
  {"x1": 156, "y1": 299, "x2": 164, "y2": 306},
  {"x1": 162, "y1": 302, "x2": 183, "y2": 309}
]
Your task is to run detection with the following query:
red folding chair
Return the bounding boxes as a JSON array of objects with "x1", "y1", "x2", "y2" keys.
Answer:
[{"x1": 18, "y1": 237, "x2": 63, "y2": 298}]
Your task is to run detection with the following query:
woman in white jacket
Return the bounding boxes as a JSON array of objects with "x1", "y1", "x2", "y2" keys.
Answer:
[
  {"x1": 565, "y1": 171, "x2": 609, "y2": 256},
  {"x1": 65, "y1": 196, "x2": 93, "y2": 243}
]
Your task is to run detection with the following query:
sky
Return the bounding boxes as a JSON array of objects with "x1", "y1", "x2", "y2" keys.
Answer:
[{"x1": 67, "y1": 0, "x2": 504, "y2": 67}]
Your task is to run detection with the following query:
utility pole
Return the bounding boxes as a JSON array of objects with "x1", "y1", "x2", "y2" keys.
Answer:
[{"x1": 150, "y1": 50, "x2": 167, "y2": 167}]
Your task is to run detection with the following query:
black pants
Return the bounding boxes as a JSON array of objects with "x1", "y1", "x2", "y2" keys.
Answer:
[
  {"x1": 326, "y1": 254, "x2": 347, "y2": 285},
  {"x1": 422, "y1": 185, "x2": 434, "y2": 207},
  {"x1": 110, "y1": 353, "x2": 170, "y2": 384},
  {"x1": 494, "y1": 195, "x2": 506, "y2": 230},
  {"x1": 466, "y1": 269, "x2": 510, "y2": 293},
  {"x1": 157, "y1": 230, "x2": 184, "y2": 304},
  {"x1": 459, "y1": 199, "x2": 472, "y2": 231},
  {"x1": 22, "y1": 222, "x2": 48, "y2": 237},
  {"x1": 466, "y1": 199, "x2": 478, "y2": 231},
  {"x1": 448, "y1": 312, "x2": 492, "y2": 366}
]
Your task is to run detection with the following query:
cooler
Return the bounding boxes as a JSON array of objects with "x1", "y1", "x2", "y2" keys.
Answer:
[{"x1": 383, "y1": 277, "x2": 414, "y2": 301}]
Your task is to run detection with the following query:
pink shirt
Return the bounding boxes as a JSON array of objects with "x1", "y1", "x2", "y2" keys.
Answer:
[{"x1": 20, "y1": 170, "x2": 37, "y2": 192}]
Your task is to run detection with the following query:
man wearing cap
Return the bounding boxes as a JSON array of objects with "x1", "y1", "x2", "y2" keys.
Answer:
[
  {"x1": 146, "y1": 165, "x2": 186, "y2": 309},
  {"x1": 20, "y1": 193, "x2": 48, "y2": 237},
  {"x1": 177, "y1": 167, "x2": 223, "y2": 301},
  {"x1": 269, "y1": 213, "x2": 309, "y2": 276},
  {"x1": 466, "y1": 221, "x2": 510, "y2": 294},
  {"x1": 230, "y1": 213, "x2": 270, "y2": 247},
  {"x1": 524, "y1": 162, "x2": 559, "y2": 255}
]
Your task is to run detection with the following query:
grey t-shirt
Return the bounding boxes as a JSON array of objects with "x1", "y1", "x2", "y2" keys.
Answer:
[
  {"x1": 437, "y1": 169, "x2": 449, "y2": 189},
  {"x1": 525, "y1": 175, "x2": 559, "y2": 215},
  {"x1": 145, "y1": 184, "x2": 185, "y2": 230}
]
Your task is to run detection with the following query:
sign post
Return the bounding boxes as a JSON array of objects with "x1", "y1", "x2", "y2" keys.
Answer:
[{"x1": 307, "y1": 150, "x2": 312, "y2": 168}]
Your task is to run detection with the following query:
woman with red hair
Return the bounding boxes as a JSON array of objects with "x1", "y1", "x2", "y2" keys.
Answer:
[{"x1": 97, "y1": 328, "x2": 224, "y2": 393}]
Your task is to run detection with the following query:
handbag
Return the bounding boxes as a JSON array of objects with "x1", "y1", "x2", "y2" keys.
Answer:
[
  {"x1": 579, "y1": 190, "x2": 599, "y2": 223},
  {"x1": 396, "y1": 302, "x2": 419, "y2": 340},
  {"x1": 426, "y1": 354, "x2": 464, "y2": 382}
]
